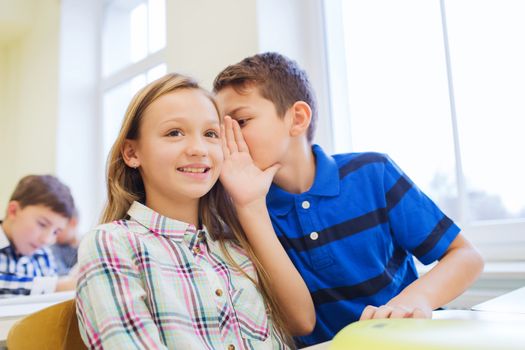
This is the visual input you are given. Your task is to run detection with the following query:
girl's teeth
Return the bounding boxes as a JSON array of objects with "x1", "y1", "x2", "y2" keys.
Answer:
[{"x1": 181, "y1": 168, "x2": 205, "y2": 173}]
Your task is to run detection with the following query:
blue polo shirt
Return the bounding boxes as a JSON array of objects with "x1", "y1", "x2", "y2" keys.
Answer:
[{"x1": 267, "y1": 145, "x2": 460, "y2": 346}]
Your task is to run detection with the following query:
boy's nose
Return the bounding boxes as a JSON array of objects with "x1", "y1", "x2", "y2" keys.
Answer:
[{"x1": 40, "y1": 230, "x2": 57, "y2": 246}]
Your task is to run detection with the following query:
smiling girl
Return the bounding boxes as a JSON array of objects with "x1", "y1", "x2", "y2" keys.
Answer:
[{"x1": 75, "y1": 73, "x2": 314, "y2": 349}]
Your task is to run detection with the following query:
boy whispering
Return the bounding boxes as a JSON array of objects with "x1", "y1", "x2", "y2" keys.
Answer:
[
  {"x1": 0, "y1": 175, "x2": 77, "y2": 297},
  {"x1": 214, "y1": 52, "x2": 484, "y2": 346}
]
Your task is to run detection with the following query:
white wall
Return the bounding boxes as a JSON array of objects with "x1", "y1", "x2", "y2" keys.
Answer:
[
  {"x1": 0, "y1": 0, "x2": 35, "y2": 42},
  {"x1": 166, "y1": 0, "x2": 260, "y2": 90},
  {"x1": 56, "y1": 0, "x2": 102, "y2": 231},
  {"x1": 0, "y1": 44, "x2": 17, "y2": 214},
  {"x1": 0, "y1": 0, "x2": 60, "y2": 215},
  {"x1": 0, "y1": 47, "x2": 8, "y2": 210},
  {"x1": 256, "y1": 0, "x2": 333, "y2": 152}
]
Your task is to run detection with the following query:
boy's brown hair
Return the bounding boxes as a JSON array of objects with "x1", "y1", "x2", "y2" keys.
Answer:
[
  {"x1": 213, "y1": 52, "x2": 318, "y2": 143},
  {"x1": 9, "y1": 175, "x2": 76, "y2": 219}
]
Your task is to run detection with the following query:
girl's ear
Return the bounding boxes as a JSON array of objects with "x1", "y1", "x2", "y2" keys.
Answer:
[
  {"x1": 289, "y1": 101, "x2": 312, "y2": 137},
  {"x1": 122, "y1": 140, "x2": 141, "y2": 169}
]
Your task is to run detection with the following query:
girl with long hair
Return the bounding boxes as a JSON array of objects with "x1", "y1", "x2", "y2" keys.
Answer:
[{"x1": 75, "y1": 73, "x2": 314, "y2": 349}]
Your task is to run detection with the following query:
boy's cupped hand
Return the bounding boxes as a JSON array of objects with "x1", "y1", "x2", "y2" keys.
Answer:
[{"x1": 219, "y1": 116, "x2": 281, "y2": 209}]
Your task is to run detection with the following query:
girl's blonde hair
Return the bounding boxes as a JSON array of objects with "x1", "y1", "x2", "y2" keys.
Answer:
[{"x1": 101, "y1": 73, "x2": 292, "y2": 346}]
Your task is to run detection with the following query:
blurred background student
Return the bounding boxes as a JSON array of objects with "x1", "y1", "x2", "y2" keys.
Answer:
[
  {"x1": 0, "y1": 175, "x2": 78, "y2": 297},
  {"x1": 50, "y1": 208, "x2": 79, "y2": 276}
]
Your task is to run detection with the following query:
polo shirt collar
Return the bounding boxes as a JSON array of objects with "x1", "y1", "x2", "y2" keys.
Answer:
[
  {"x1": 267, "y1": 144, "x2": 340, "y2": 215},
  {"x1": 127, "y1": 201, "x2": 203, "y2": 242},
  {"x1": 0, "y1": 221, "x2": 10, "y2": 249}
]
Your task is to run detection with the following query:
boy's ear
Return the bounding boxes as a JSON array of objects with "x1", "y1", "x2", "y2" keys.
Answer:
[
  {"x1": 122, "y1": 140, "x2": 141, "y2": 169},
  {"x1": 6, "y1": 201, "x2": 21, "y2": 219},
  {"x1": 289, "y1": 101, "x2": 312, "y2": 137}
]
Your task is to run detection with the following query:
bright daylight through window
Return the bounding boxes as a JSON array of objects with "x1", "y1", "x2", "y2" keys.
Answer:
[
  {"x1": 101, "y1": 0, "x2": 167, "y2": 160},
  {"x1": 329, "y1": 0, "x2": 525, "y2": 225}
]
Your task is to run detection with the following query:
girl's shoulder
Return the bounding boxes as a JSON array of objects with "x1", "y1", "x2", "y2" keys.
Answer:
[
  {"x1": 98, "y1": 218, "x2": 147, "y2": 233},
  {"x1": 78, "y1": 219, "x2": 147, "y2": 256}
]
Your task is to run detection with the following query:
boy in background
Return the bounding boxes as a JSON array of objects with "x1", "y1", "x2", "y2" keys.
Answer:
[
  {"x1": 214, "y1": 52, "x2": 484, "y2": 346},
  {"x1": 50, "y1": 208, "x2": 79, "y2": 276},
  {"x1": 0, "y1": 175, "x2": 77, "y2": 297}
]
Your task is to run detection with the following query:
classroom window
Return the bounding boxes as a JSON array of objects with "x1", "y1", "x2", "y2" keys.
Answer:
[
  {"x1": 324, "y1": 0, "x2": 525, "y2": 258},
  {"x1": 102, "y1": 0, "x2": 166, "y2": 77},
  {"x1": 102, "y1": 64, "x2": 166, "y2": 160},
  {"x1": 100, "y1": 0, "x2": 166, "y2": 161}
]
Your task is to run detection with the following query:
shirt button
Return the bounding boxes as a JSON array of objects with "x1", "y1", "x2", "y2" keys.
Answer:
[
  {"x1": 301, "y1": 200, "x2": 310, "y2": 209},
  {"x1": 215, "y1": 288, "x2": 223, "y2": 297},
  {"x1": 198, "y1": 231, "x2": 205, "y2": 240},
  {"x1": 228, "y1": 345, "x2": 235, "y2": 350},
  {"x1": 192, "y1": 246, "x2": 201, "y2": 254},
  {"x1": 310, "y1": 231, "x2": 319, "y2": 240}
]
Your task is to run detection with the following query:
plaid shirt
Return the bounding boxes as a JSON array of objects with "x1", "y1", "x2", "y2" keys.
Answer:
[
  {"x1": 0, "y1": 221, "x2": 58, "y2": 297},
  {"x1": 76, "y1": 201, "x2": 288, "y2": 350}
]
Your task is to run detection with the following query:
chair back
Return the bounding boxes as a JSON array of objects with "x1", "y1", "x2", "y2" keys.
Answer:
[{"x1": 7, "y1": 299, "x2": 87, "y2": 350}]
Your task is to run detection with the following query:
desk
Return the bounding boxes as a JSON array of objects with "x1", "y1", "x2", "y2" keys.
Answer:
[
  {"x1": 302, "y1": 286, "x2": 525, "y2": 350},
  {"x1": 0, "y1": 291, "x2": 75, "y2": 348},
  {"x1": 329, "y1": 317, "x2": 525, "y2": 350},
  {"x1": 302, "y1": 310, "x2": 525, "y2": 350},
  {"x1": 434, "y1": 309, "x2": 525, "y2": 321},
  {"x1": 0, "y1": 318, "x2": 19, "y2": 349},
  {"x1": 472, "y1": 286, "x2": 525, "y2": 313}
]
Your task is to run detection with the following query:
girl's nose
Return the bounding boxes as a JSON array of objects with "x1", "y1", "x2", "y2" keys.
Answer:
[{"x1": 186, "y1": 136, "x2": 208, "y2": 157}]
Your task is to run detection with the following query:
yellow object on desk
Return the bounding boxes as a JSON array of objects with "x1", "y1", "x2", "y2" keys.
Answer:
[{"x1": 329, "y1": 318, "x2": 525, "y2": 350}]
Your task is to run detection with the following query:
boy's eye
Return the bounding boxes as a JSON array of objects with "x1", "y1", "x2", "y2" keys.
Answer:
[
  {"x1": 167, "y1": 129, "x2": 183, "y2": 137},
  {"x1": 236, "y1": 119, "x2": 248, "y2": 127},
  {"x1": 37, "y1": 221, "x2": 47, "y2": 228},
  {"x1": 205, "y1": 130, "x2": 219, "y2": 138}
]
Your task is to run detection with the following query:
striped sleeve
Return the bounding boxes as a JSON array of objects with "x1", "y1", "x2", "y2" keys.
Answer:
[
  {"x1": 0, "y1": 272, "x2": 35, "y2": 297},
  {"x1": 76, "y1": 227, "x2": 167, "y2": 350},
  {"x1": 383, "y1": 155, "x2": 460, "y2": 264},
  {"x1": 0, "y1": 249, "x2": 57, "y2": 297}
]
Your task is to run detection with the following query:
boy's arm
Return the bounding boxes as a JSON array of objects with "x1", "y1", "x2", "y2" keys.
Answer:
[
  {"x1": 360, "y1": 234, "x2": 484, "y2": 320},
  {"x1": 55, "y1": 256, "x2": 80, "y2": 291},
  {"x1": 234, "y1": 201, "x2": 316, "y2": 335},
  {"x1": 0, "y1": 273, "x2": 58, "y2": 296},
  {"x1": 220, "y1": 117, "x2": 316, "y2": 335},
  {"x1": 55, "y1": 275, "x2": 77, "y2": 291},
  {"x1": 0, "y1": 247, "x2": 60, "y2": 296}
]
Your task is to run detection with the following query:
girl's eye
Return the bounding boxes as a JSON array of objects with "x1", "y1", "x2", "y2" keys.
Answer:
[
  {"x1": 237, "y1": 119, "x2": 248, "y2": 127},
  {"x1": 205, "y1": 130, "x2": 219, "y2": 138},
  {"x1": 37, "y1": 221, "x2": 46, "y2": 228},
  {"x1": 167, "y1": 129, "x2": 183, "y2": 137}
]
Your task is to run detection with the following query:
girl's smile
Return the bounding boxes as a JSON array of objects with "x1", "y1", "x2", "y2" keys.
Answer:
[{"x1": 177, "y1": 163, "x2": 212, "y2": 180}]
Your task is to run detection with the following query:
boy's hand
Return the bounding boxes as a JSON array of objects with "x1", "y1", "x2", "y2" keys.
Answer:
[
  {"x1": 55, "y1": 264, "x2": 80, "y2": 292},
  {"x1": 68, "y1": 263, "x2": 80, "y2": 278},
  {"x1": 220, "y1": 116, "x2": 281, "y2": 208},
  {"x1": 359, "y1": 302, "x2": 432, "y2": 320},
  {"x1": 55, "y1": 275, "x2": 78, "y2": 292}
]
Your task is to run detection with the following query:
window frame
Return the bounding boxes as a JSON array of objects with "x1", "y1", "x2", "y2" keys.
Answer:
[
  {"x1": 322, "y1": 0, "x2": 525, "y2": 262},
  {"x1": 97, "y1": 0, "x2": 167, "y2": 178}
]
